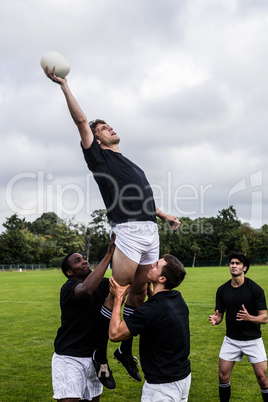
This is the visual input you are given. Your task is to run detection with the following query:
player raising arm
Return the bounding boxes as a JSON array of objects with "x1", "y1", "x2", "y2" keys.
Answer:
[{"x1": 43, "y1": 67, "x2": 180, "y2": 388}]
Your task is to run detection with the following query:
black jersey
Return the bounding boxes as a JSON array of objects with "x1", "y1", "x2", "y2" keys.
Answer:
[
  {"x1": 54, "y1": 277, "x2": 109, "y2": 357},
  {"x1": 125, "y1": 290, "x2": 191, "y2": 384},
  {"x1": 82, "y1": 138, "x2": 156, "y2": 225},
  {"x1": 216, "y1": 277, "x2": 267, "y2": 341}
]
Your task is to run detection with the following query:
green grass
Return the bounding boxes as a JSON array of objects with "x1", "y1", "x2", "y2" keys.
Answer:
[{"x1": 0, "y1": 266, "x2": 267, "y2": 401}]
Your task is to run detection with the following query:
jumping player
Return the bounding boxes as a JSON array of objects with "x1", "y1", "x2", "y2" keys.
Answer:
[{"x1": 43, "y1": 67, "x2": 180, "y2": 387}]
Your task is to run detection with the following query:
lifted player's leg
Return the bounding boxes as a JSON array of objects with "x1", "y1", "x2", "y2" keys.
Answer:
[
  {"x1": 114, "y1": 263, "x2": 152, "y2": 382},
  {"x1": 93, "y1": 247, "x2": 138, "y2": 388}
]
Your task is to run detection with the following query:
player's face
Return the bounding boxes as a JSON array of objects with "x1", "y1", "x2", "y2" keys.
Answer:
[
  {"x1": 95, "y1": 123, "x2": 120, "y2": 147},
  {"x1": 67, "y1": 253, "x2": 91, "y2": 279},
  {"x1": 229, "y1": 258, "x2": 246, "y2": 277},
  {"x1": 147, "y1": 258, "x2": 166, "y2": 283}
]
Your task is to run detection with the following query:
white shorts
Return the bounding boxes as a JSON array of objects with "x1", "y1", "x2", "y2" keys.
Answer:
[
  {"x1": 112, "y1": 221, "x2": 159, "y2": 265},
  {"x1": 219, "y1": 336, "x2": 267, "y2": 364},
  {"x1": 52, "y1": 353, "x2": 102, "y2": 400},
  {"x1": 141, "y1": 373, "x2": 191, "y2": 402}
]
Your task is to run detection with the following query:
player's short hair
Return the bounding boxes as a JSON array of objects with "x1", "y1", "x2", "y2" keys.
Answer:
[
  {"x1": 228, "y1": 252, "x2": 250, "y2": 273},
  {"x1": 161, "y1": 254, "x2": 186, "y2": 289},
  {"x1": 89, "y1": 119, "x2": 107, "y2": 136},
  {"x1": 61, "y1": 253, "x2": 74, "y2": 278}
]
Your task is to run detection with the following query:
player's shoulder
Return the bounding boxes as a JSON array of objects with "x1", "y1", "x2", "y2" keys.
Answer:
[
  {"x1": 61, "y1": 277, "x2": 78, "y2": 290},
  {"x1": 218, "y1": 279, "x2": 231, "y2": 291},
  {"x1": 245, "y1": 276, "x2": 263, "y2": 291},
  {"x1": 60, "y1": 278, "x2": 80, "y2": 301},
  {"x1": 81, "y1": 136, "x2": 99, "y2": 152},
  {"x1": 169, "y1": 289, "x2": 183, "y2": 300},
  {"x1": 150, "y1": 290, "x2": 183, "y2": 305}
]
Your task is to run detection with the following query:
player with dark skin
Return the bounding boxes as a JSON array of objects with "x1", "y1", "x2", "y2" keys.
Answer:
[{"x1": 52, "y1": 235, "x2": 116, "y2": 401}]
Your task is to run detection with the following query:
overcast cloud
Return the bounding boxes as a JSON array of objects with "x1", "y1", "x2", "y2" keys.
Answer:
[{"x1": 0, "y1": 0, "x2": 267, "y2": 233}]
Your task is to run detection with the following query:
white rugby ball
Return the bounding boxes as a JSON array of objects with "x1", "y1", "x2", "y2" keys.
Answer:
[{"x1": 40, "y1": 51, "x2": 70, "y2": 78}]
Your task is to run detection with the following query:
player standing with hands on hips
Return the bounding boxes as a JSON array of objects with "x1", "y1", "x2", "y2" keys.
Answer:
[
  {"x1": 209, "y1": 252, "x2": 268, "y2": 401},
  {"x1": 43, "y1": 65, "x2": 180, "y2": 388}
]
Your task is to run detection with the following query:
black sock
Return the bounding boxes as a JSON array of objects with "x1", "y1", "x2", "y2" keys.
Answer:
[
  {"x1": 219, "y1": 382, "x2": 231, "y2": 402},
  {"x1": 120, "y1": 305, "x2": 135, "y2": 355},
  {"x1": 261, "y1": 388, "x2": 268, "y2": 401},
  {"x1": 120, "y1": 337, "x2": 133, "y2": 355},
  {"x1": 94, "y1": 306, "x2": 112, "y2": 363}
]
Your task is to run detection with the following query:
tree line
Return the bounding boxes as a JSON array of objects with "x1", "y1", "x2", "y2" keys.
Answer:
[{"x1": 0, "y1": 206, "x2": 267, "y2": 267}]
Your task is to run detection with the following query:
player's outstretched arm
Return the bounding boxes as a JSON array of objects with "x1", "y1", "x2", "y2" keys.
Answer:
[
  {"x1": 155, "y1": 207, "x2": 181, "y2": 230},
  {"x1": 209, "y1": 309, "x2": 223, "y2": 326},
  {"x1": 43, "y1": 66, "x2": 93, "y2": 149}
]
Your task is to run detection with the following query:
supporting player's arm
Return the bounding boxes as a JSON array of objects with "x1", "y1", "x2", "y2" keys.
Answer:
[
  {"x1": 43, "y1": 67, "x2": 93, "y2": 149},
  {"x1": 236, "y1": 305, "x2": 268, "y2": 324},
  {"x1": 74, "y1": 235, "x2": 116, "y2": 299},
  {"x1": 109, "y1": 277, "x2": 132, "y2": 342},
  {"x1": 155, "y1": 206, "x2": 181, "y2": 230}
]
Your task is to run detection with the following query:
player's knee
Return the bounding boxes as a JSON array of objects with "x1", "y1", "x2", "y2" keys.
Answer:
[
  {"x1": 136, "y1": 290, "x2": 147, "y2": 305},
  {"x1": 219, "y1": 371, "x2": 230, "y2": 383},
  {"x1": 128, "y1": 289, "x2": 147, "y2": 307},
  {"x1": 256, "y1": 371, "x2": 268, "y2": 388},
  {"x1": 104, "y1": 292, "x2": 114, "y2": 310}
]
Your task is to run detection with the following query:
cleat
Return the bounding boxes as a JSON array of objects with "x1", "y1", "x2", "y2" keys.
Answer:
[
  {"x1": 93, "y1": 350, "x2": 116, "y2": 390},
  {"x1": 114, "y1": 348, "x2": 142, "y2": 382}
]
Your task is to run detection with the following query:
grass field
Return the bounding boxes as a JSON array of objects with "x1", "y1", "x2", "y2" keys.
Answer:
[{"x1": 0, "y1": 265, "x2": 268, "y2": 401}]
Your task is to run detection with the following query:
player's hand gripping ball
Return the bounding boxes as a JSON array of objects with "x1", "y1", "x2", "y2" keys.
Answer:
[{"x1": 40, "y1": 51, "x2": 70, "y2": 78}]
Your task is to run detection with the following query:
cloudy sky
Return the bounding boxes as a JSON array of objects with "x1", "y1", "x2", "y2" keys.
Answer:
[{"x1": 0, "y1": 0, "x2": 267, "y2": 233}]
